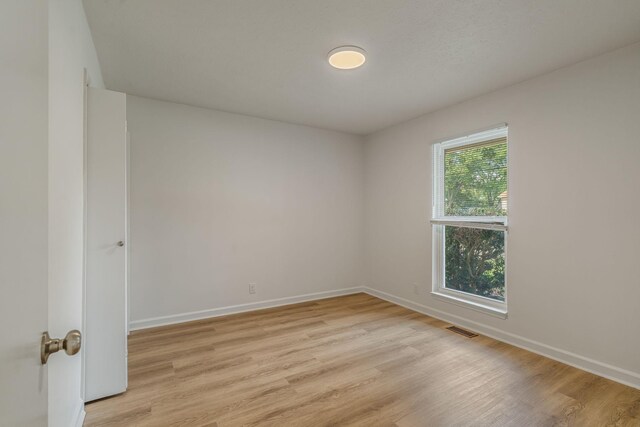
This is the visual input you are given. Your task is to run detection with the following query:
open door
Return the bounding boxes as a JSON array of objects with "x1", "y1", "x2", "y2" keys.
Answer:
[
  {"x1": 2, "y1": 2, "x2": 122, "y2": 425},
  {"x1": 84, "y1": 87, "x2": 128, "y2": 402},
  {"x1": 0, "y1": 2, "x2": 49, "y2": 425}
]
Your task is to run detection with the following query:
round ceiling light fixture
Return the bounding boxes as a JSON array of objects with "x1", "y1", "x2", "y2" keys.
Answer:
[{"x1": 327, "y1": 46, "x2": 366, "y2": 70}]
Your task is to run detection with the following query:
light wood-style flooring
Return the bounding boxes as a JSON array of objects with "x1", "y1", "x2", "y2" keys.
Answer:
[{"x1": 85, "y1": 293, "x2": 640, "y2": 426}]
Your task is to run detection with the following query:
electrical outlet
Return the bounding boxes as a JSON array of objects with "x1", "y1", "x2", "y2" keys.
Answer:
[
  {"x1": 249, "y1": 283, "x2": 256, "y2": 294},
  {"x1": 413, "y1": 283, "x2": 420, "y2": 295}
]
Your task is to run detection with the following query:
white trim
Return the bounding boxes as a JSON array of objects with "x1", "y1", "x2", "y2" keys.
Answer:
[
  {"x1": 81, "y1": 69, "x2": 89, "y2": 402},
  {"x1": 431, "y1": 142, "x2": 444, "y2": 220},
  {"x1": 431, "y1": 290, "x2": 507, "y2": 319},
  {"x1": 363, "y1": 287, "x2": 640, "y2": 390},
  {"x1": 434, "y1": 123, "x2": 508, "y2": 150},
  {"x1": 430, "y1": 218, "x2": 507, "y2": 231},
  {"x1": 129, "y1": 287, "x2": 365, "y2": 330},
  {"x1": 431, "y1": 216, "x2": 506, "y2": 223},
  {"x1": 125, "y1": 126, "x2": 131, "y2": 337},
  {"x1": 73, "y1": 398, "x2": 86, "y2": 427}
]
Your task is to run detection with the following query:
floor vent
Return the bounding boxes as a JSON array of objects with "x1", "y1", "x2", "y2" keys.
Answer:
[{"x1": 446, "y1": 326, "x2": 478, "y2": 338}]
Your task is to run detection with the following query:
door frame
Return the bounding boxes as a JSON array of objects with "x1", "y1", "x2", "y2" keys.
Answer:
[{"x1": 81, "y1": 68, "x2": 89, "y2": 401}]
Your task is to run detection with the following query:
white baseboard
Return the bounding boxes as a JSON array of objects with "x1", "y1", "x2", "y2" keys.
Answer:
[
  {"x1": 129, "y1": 287, "x2": 365, "y2": 331},
  {"x1": 362, "y1": 286, "x2": 640, "y2": 390},
  {"x1": 73, "y1": 398, "x2": 85, "y2": 427},
  {"x1": 128, "y1": 284, "x2": 639, "y2": 390}
]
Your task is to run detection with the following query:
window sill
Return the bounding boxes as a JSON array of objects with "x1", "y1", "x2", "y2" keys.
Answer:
[{"x1": 431, "y1": 291, "x2": 508, "y2": 319}]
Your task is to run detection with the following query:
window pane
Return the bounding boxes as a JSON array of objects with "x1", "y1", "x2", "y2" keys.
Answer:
[
  {"x1": 445, "y1": 226, "x2": 505, "y2": 301},
  {"x1": 444, "y1": 139, "x2": 507, "y2": 216}
]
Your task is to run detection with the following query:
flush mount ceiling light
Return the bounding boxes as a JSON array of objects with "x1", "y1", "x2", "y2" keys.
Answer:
[{"x1": 327, "y1": 46, "x2": 366, "y2": 70}]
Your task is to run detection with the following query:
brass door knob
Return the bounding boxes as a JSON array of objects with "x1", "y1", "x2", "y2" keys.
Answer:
[{"x1": 40, "y1": 330, "x2": 82, "y2": 364}]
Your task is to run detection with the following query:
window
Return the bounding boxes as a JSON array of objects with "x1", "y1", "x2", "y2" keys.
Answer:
[{"x1": 431, "y1": 125, "x2": 508, "y2": 318}]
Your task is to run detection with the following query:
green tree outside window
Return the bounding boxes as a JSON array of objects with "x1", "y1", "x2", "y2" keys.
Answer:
[{"x1": 443, "y1": 140, "x2": 507, "y2": 301}]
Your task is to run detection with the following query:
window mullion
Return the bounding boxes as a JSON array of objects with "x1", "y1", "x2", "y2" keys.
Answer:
[{"x1": 430, "y1": 219, "x2": 507, "y2": 231}]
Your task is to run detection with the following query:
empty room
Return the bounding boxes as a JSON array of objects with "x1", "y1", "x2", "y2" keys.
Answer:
[{"x1": 2, "y1": 0, "x2": 640, "y2": 426}]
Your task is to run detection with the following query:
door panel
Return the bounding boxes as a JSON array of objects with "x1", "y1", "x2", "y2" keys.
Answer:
[
  {"x1": 85, "y1": 87, "x2": 128, "y2": 401},
  {"x1": 0, "y1": 1, "x2": 49, "y2": 425}
]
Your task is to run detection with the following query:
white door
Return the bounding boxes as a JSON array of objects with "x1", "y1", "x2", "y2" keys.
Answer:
[
  {"x1": 0, "y1": 1, "x2": 49, "y2": 425},
  {"x1": 85, "y1": 87, "x2": 128, "y2": 401}
]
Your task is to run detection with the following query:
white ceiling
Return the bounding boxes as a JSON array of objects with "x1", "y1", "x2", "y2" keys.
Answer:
[{"x1": 83, "y1": 0, "x2": 640, "y2": 135}]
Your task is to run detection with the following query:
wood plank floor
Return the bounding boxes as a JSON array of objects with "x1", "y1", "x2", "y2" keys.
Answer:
[{"x1": 84, "y1": 293, "x2": 640, "y2": 426}]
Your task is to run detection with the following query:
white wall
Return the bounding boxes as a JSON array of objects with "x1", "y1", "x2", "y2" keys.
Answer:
[
  {"x1": 364, "y1": 43, "x2": 640, "y2": 387},
  {"x1": 49, "y1": 1, "x2": 104, "y2": 425},
  {"x1": 0, "y1": 1, "x2": 48, "y2": 425},
  {"x1": 128, "y1": 96, "x2": 364, "y2": 325}
]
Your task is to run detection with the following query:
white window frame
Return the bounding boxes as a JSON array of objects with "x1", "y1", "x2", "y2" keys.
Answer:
[{"x1": 431, "y1": 124, "x2": 508, "y2": 319}]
